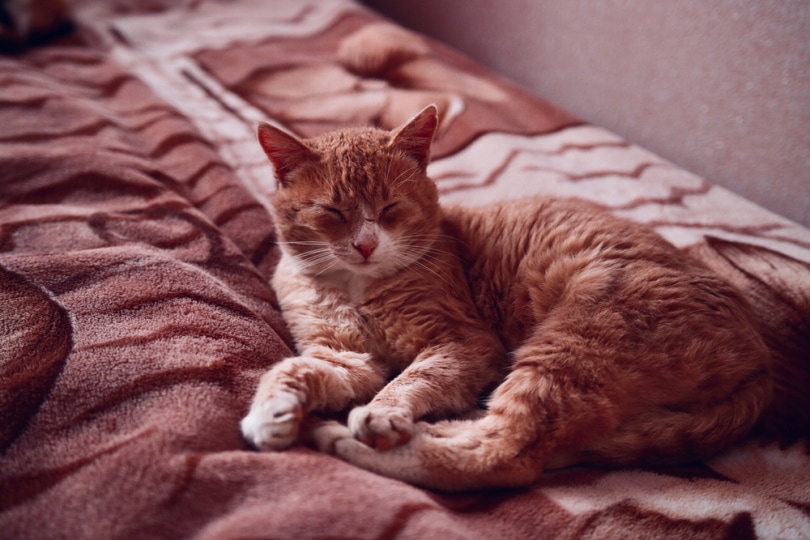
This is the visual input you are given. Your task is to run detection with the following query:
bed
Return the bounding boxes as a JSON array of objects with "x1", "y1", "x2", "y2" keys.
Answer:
[{"x1": 2, "y1": 1, "x2": 809, "y2": 538}]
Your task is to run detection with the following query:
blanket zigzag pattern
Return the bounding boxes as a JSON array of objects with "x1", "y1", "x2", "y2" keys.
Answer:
[
  {"x1": 1, "y1": 1, "x2": 809, "y2": 538},
  {"x1": 0, "y1": 48, "x2": 294, "y2": 536}
]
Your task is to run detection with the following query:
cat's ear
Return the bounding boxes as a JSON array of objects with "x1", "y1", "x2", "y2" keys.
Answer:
[
  {"x1": 389, "y1": 104, "x2": 439, "y2": 170},
  {"x1": 257, "y1": 122, "x2": 315, "y2": 187}
]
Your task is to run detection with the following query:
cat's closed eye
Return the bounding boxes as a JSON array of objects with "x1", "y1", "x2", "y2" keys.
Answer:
[
  {"x1": 310, "y1": 204, "x2": 352, "y2": 231},
  {"x1": 379, "y1": 202, "x2": 401, "y2": 226},
  {"x1": 321, "y1": 205, "x2": 346, "y2": 222}
]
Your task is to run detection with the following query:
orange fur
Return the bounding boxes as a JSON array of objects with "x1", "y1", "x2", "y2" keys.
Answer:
[{"x1": 241, "y1": 106, "x2": 771, "y2": 491}]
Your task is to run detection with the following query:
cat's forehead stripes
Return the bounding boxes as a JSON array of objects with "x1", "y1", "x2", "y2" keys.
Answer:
[{"x1": 312, "y1": 128, "x2": 405, "y2": 205}]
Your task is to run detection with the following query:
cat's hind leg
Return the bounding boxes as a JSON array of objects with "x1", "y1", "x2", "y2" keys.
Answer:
[
  {"x1": 560, "y1": 369, "x2": 771, "y2": 469},
  {"x1": 241, "y1": 345, "x2": 386, "y2": 451}
]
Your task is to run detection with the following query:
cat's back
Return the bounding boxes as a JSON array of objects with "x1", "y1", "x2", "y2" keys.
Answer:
[
  {"x1": 443, "y1": 197, "x2": 680, "y2": 268},
  {"x1": 441, "y1": 196, "x2": 764, "y2": 355}
]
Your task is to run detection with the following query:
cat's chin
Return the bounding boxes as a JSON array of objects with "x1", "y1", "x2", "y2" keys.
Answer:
[
  {"x1": 347, "y1": 252, "x2": 428, "y2": 279},
  {"x1": 346, "y1": 260, "x2": 390, "y2": 278}
]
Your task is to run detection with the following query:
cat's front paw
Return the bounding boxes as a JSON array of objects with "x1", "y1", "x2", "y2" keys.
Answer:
[
  {"x1": 348, "y1": 405, "x2": 413, "y2": 450},
  {"x1": 240, "y1": 391, "x2": 304, "y2": 451}
]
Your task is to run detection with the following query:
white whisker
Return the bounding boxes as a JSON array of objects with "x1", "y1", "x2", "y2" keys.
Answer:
[
  {"x1": 383, "y1": 154, "x2": 395, "y2": 185},
  {"x1": 296, "y1": 249, "x2": 332, "y2": 259},
  {"x1": 313, "y1": 259, "x2": 341, "y2": 277},
  {"x1": 384, "y1": 240, "x2": 454, "y2": 287},
  {"x1": 407, "y1": 258, "x2": 452, "y2": 287},
  {"x1": 420, "y1": 245, "x2": 465, "y2": 264},
  {"x1": 278, "y1": 240, "x2": 331, "y2": 247},
  {"x1": 395, "y1": 234, "x2": 467, "y2": 266},
  {"x1": 294, "y1": 249, "x2": 337, "y2": 272},
  {"x1": 391, "y1": 165, "x2": 420, "y2": 190}
]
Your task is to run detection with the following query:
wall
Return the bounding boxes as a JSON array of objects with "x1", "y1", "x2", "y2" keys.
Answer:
[{"x1": 364, "y1": 0, "x2": 810, "y2": 227}]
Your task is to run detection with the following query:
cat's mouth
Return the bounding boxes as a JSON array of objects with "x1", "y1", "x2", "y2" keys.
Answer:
[
  {"x1": 351, "y1": 259, "x2": 379, "y2": 268},
  {"x1": 346, "y1": 257, "x2": 384, "y2": 275}
]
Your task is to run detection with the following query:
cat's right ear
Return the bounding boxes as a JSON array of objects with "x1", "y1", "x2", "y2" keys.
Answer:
[
  {"x1": 257, "y1": 123, "x2": 315, "y2": 188},
  {"x1": 390, "y1": 104, "x2": 439, "y2": 170}
]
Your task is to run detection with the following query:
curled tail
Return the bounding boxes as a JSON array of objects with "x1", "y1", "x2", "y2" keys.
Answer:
[
  {"x1": 312, "y1": 414, "x2": 546, "y2": 492},
  {"x1": 312, "y1": 363, "x2": 770, "y2": 492}
]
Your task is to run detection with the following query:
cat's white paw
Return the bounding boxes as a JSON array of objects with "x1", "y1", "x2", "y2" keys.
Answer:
[
  {"x1": 240, "y1": 392, "x2": 304, "y2": 451},
  {"x1": 348, "y1": 404, "x2": 414, "y2": 450}
]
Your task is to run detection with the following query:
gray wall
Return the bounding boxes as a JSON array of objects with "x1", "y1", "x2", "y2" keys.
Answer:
[{"x1": 365, "y1": 0, "x2": 810, "y2": 227}]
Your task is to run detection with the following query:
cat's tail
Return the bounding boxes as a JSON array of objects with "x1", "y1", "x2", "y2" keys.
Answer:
[
  {"x1": 312, "y1": 363, "x2": 770, "y2": 492},
  {"x1": 312, "y1": 413, "x2": 548, "y2": 492}
]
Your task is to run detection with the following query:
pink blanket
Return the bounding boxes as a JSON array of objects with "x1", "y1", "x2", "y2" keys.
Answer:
[{"x1": 2, "y1": 1, "x2": 808, "y2": 538}]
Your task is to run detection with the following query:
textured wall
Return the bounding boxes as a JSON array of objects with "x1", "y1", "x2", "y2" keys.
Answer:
[{"x1": 364, "y1": 0, "x2": 810, "y2": 226}]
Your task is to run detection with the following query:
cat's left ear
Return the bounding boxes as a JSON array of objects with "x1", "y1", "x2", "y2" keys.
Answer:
[
  {"x1": 390, "y1": 104, "x2": 439, "y2": 170},
  {"x1": 257, "y1": 122, "x2": 315, "y2": 188}
]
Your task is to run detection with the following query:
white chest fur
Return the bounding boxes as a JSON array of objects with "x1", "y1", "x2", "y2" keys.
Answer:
[{"x1": 272, "y1": 251, "x2": 376, "y2": 352}]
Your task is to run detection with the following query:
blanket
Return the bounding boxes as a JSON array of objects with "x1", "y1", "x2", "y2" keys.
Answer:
[{"x1": 2, "y1": 1, "x2": 809, "y2": 538}]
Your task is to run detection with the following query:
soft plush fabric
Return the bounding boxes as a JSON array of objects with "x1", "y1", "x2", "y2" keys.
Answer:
[{"x1": 1, "y1": 1, "x2": 808, "y2": 538}]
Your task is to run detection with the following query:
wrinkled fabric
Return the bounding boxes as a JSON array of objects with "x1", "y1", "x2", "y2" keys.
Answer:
[{"x1": 1, "y1": 1, "x2": 808, "y2": 538}]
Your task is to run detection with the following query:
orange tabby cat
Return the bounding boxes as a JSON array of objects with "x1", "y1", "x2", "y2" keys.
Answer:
[{"x1": 241, "y1": 106, "x2": 771, "y2": 491}]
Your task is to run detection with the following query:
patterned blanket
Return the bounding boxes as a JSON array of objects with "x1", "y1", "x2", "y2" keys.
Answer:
[{"x1": 2, "y1": 1, "x2": 808, "y2": 538}]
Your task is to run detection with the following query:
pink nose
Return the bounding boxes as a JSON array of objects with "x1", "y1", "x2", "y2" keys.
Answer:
[{"x1": 353, "y1": 240, "x2": 377, "y2": 260}]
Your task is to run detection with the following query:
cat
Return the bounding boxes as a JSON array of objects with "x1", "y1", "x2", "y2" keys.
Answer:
[{"x1": 240, "y1": 105, "x2": 772, "y2": 491}]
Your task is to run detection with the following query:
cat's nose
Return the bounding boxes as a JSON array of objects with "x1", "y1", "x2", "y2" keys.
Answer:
[{"x1": 353, "y1": 240, "x2": 377, "y2": 260}]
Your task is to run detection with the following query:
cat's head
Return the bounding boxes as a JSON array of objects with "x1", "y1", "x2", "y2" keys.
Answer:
[{"x1": 258, "y1": 105, "x2": 441, "y2": 279}]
